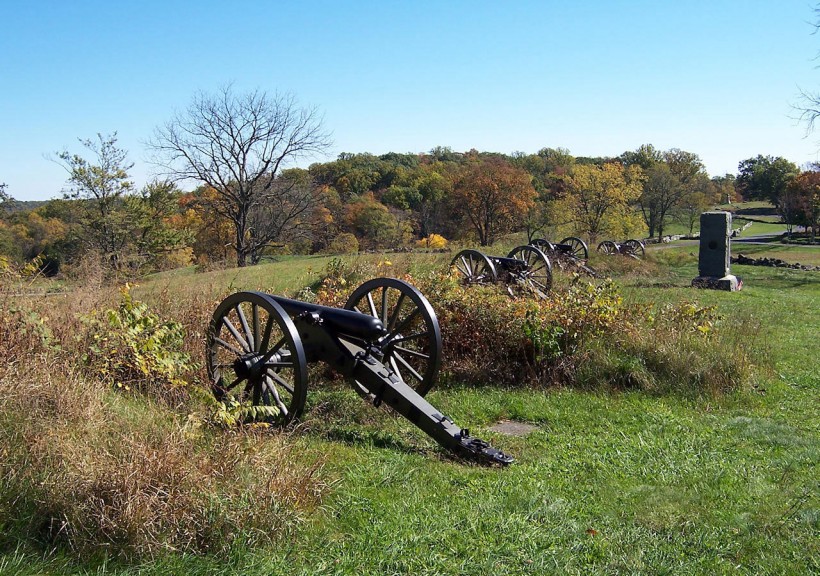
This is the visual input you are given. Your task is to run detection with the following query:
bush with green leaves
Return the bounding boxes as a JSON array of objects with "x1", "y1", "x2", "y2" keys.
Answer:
[{"x1": 82, "y1": 285, "x2": 194, "y2": 397}]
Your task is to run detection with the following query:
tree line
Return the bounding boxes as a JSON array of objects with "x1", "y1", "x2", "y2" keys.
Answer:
[{"x1": 1, "y1": 86, "x2": 817, "y2": 276}]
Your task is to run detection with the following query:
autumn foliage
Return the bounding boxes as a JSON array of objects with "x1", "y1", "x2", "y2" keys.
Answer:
[{"x1": 448, "y1": 157, "x2": 537, "y2": 245}]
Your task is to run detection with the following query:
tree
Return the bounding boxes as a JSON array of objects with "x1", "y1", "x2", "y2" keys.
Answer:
[
  {"x1": 783, "y1": 170, "x2": 820, "y2": 241},
  {"x1": 621, "y1": 146, "x2": 705, "y2": 239},
  {"x1": 448, "y1": 158, "x2": 537, "y2": 246},
  {"x1": 0, "y1": 183, "x2": 8, "y2": 204},
  {"x1": 638, "y1": 163, "x2": 680, "y2": 238},
  {"x1": 796, "y1": 5, "x2": 820, "y2": 142},
  {"x1": 677, "y1": 190, "x2": 711, "y2": 236},
  {"x1": 343, "y1": 192, "x2": 399, "y2": 249},
  {"x1": 619, "y1": 143, "x2": 662, "y2": 171},
  {"x1": 148, "y1": 85, "x2": 331, "y2": 267},
  {"x1": 562, "y1": 162, "x2": 643, "y2": 241},
  {"x1": 126, "y1": 180, "x2": 194, "y2": 270},
  {"x1": 55, "y1": 133, "x2": 134, "y2": 266},
  {"x1": 246, "y1": 168, "x2": 319, "y2": 263},
  {"x1": 735, "y1": 155, "x2": 799, "y2": 206}
]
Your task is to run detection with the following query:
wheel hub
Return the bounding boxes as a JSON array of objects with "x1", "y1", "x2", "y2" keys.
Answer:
[{"x1": 233, "y1": 354, "x2": 262, "y2": 380}]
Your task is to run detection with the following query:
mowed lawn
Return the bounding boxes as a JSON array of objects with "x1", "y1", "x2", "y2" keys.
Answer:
[{"x1": 2, "y1": 243, "x2": 818, "y2": 576}]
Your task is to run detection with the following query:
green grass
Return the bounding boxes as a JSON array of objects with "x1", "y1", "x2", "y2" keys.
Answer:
[{"x1": 3, "y1": 245, "x2": 819, "y2": 575}]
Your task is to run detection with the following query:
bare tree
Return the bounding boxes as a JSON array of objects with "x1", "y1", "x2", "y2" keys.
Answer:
[
  {"x1": 246, "y1": 169, "x2": 318, "y2": 264},
  {"x1": 148, "y1": 85, "x2": 332, "y2": 266},
  {"x1": 796, "y1": 5, "x2": 820, "y2": 139}
]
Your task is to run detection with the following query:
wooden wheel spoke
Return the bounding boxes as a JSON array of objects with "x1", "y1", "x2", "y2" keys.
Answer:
[
  {"x1": 393, "y1": 345, "x2": 430, "y2": 360},
  {"x1": 260, "y1": 337, "x2": 286, "y2": 363},
  {"x1": 381, "y1": 287, "x2": 389, "y2": 324},
  {"x1": 268, "y1": 371, "x2": 295, "y2": 396},
  {"x1": 222, "y1": 374, "x2": 247, "y2": 391},
  {"x1": 222, "y1": 317, "x2": 250, "y2": 352},
  {"x1": 393, "y1": 352, "x2": 424, "y2": 383},
  {"x1": 258, "y1": 314, "x2": 274, "y2": 353},
  {"x1": 236, "y1": 304, "x2": 254, "y2": 351},
  {"x1": 263, "y1": 376, "x2": 290, "y2": 415},
  {"x1": 392, "y1": 330, "x2": 428, "y2": 345},
  {"x1": 366, "y1": 292, "x2": 378, "y2": 318},
  {"x1": 389, "y1": 356, "x2": 404, "y2": 383},
  {"x1": 252, "y1": 304, "x2": 261, "y2": 352},
  {"x1": 389, "y1": 308, "x2": 421, "y2": 339},
  {"x1": 387, "y1": 292, "x2": 407, "y2": 331},
  {"x1": 214, "y1": 336, "x2": 244, "y2": 356},
  {"x1": 457, "y1": 256, "x2": 470, "y2": 276}
]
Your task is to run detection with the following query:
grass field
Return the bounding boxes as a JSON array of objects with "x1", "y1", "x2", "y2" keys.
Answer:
[{"x1": 1, "y1": 239, "x2": 817, "y2": 575}]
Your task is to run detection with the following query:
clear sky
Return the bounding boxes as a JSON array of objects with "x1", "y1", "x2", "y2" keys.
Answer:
[{"x1": 1, "y1": 0, "x2": 818, "y2": 201}]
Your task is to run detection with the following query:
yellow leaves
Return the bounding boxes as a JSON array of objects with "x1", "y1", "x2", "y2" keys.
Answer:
[{"x1": 415, "y1": 234, "x2": 449, "y2": 250}]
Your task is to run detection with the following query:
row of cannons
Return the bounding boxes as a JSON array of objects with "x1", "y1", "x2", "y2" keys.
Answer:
[
  {"x1": 207, "y1": 236, "x2": 646, "y2": 466},
  {"x1": 450, "y1": 236, "x2": 645, "y2": 298},
  {"x1": 210, "y1": 213, "x2": 744, "y2": 466}
]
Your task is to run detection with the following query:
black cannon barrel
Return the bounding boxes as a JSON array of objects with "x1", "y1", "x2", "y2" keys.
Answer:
[
  {"x1": 492, "y1": 256, "x2": 528, "y2": 269},
  {"x1": 268, "y1": 294, "x2": 386, "y2": 340}
]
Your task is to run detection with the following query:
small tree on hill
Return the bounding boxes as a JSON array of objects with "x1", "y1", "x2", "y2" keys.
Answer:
[{"x1": 55, "y1": 133, "x2": 134, "y2": 267}]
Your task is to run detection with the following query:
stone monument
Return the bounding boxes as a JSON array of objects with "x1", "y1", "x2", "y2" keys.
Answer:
[{"x1": 692, "y1": 211, "x2": 741, "y2": 291}]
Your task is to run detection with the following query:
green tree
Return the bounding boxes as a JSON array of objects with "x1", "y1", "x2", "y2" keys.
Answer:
[
  {"x1": 344, "y1": 192, "x2": 399, "y2": 249},
  {"x1": 735, "y1": 155, "x2": 799, "y2": 206},
  {"x1": 783, "y1": 170, "x2": 820, "y2": 241},
  {"x1": 622, "y1": 146, "x2": 705, "y2": 239},
  {"x1": 149, "y1": 85, "x2": 331, "y2": 267},
  {"x1": 563, "y1": 162, "x2": 643, "y2": 241},
  {"x1": 126, "y1": 180, "x2": 193, "y2": 270},
  {"x1": 55, "y1": 133, "x2": 134, "y2": 267}
]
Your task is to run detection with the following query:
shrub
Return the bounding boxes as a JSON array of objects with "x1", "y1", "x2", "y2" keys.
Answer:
[
  {"x1": 81, "y1": 285, "x2": 194, "y2": 400},
  {"x1": 329, "y1": 270, "x2": 753, "y2": 395},
  {"x1": 327, "y1": 232, "x2": 359, "y2": 254},
  {"x1": 416, "y1": 233, "x2": 449, "y2": 250}
]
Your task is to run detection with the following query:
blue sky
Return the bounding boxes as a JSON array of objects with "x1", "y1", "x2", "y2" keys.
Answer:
[{"x1": 1, "y1": 1, "x2": 818, "y2": 201}]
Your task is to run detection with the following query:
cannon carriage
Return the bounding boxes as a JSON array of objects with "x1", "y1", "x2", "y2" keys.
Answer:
[
  {"x1": 596, "y1": 238, "x2": 645, "y2": 259},
  {"x1": 449, "y1": 244, "x2": 553, "y2": 297},
  {"x1": 207, "y1": 277, "x2": 512, "y2": 465}
]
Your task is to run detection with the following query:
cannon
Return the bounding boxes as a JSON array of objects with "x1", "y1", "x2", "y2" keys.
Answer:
[
  {"x1": 529, "y1": 236, "x2": 589, "y2": 263},
  {"x1": 596, "y1": 238, "x2": 645, "y2": 259},
  {"x1": 207, "y1": 277, "x2": 512, "y2": 465},
  {"x1": 449, "y1": 245, "x2": 553, "y2": 297}
]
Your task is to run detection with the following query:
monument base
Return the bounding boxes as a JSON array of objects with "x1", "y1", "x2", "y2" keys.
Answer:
[{"x1": 691, "y1": 274, "x2": 742, "y2": 291}]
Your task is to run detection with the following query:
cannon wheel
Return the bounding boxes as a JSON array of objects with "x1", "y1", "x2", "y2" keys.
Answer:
[
  {"x1": 623, "y1": 239, "x2": 645, "y2": 259},
  {"x1": 558, "y1": 236, "x2": 589, "y2": 261},
  {"x1": 344, "y1": 278, "x2": 442, "y2": 397},
  {"x1": 597, "y1": 240, "x2": 617, "y2": 255},
  {"x1": 529, "y1": 238, "x2": 555, "y2": 253},
  {"x1": 506, "y1": 245, "x2": 553, "y2": 296},
  {"x1": 208, "y1": 291, "x2": 308, "y2": 425},
  {"x1": 450, "y1": 249, "x2": 497, "y2": 284}
]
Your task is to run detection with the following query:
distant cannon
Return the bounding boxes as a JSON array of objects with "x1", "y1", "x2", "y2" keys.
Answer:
[
  {"x1": 596, "y1": 239, "x2": 645, "y2": 259},
  {"x1": 450, "y1": 245, "x2": 553, "y2": 298},
  {"x1": 207, "y1": 277, "x2": 512, "y2": 465},
  {"x1": 529, "y1": 236, "x2": 589, "y2": 263}
]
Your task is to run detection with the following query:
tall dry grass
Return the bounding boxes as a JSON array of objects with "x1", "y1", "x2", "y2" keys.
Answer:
[{"x1": 0, "y1": 284, "x2": 328, "y2": 561}]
